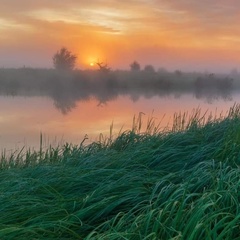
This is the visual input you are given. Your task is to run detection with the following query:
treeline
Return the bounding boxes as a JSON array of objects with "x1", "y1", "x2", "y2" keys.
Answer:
[{"x1": 0, "y1": 68, "x2": 236, "y2": 113}]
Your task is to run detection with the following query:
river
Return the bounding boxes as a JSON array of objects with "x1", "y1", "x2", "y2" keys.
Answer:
[{"x1": 0, "y1": 92, "x2": 238, "y2": 152}]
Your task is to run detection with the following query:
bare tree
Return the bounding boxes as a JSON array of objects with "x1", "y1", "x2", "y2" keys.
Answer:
[
  {"x1": 53, "y1": 47, "x2": 77, "y2": 70},
  {"x1": 96, "y1": 61, "x2": 111, "y2": 73}
]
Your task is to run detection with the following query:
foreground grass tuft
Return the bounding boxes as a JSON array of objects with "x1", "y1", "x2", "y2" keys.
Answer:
[{"x1": 0, "y1": 105, "x2": 240, "y2": 239}]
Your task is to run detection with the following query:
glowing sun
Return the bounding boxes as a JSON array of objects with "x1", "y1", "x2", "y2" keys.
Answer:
[{"x1": 89, "y1": 62, "x2": 94, "y2": 67}]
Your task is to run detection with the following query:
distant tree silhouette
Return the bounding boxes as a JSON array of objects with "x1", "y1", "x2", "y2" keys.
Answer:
[
  {"x1": 130, "y1": 61, "x2": 141, "y2": 71},
  {"x1": 96, "y1": 61, "x2": 111, "y2": 73},
  {"x1": 174, "y1": 70, "x2": 182, "y2": 77},
  {"x1": 144, "y1": 65, "x2": 155, "y2": 73},
  {"x1": 53, "y1": 47, "x2": 77, "y2": 70}
]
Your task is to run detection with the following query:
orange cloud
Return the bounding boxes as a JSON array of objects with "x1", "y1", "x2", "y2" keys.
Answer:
[{"x1": 0, "y1": 0, "x2": 240, "y2": 71}]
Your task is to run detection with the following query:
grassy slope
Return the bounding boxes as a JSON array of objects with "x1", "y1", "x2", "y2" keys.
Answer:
[{"x1": 0, "y1": 107, "x2": 240, "y2": 239}]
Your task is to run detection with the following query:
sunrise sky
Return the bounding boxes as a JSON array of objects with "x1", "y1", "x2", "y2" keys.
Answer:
[{"x1": 0, "y1": 0, "x2": 240, "y2": 72}]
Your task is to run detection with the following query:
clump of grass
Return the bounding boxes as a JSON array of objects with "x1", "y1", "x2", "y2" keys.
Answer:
[{"x1": 0, "y1": 105, "x2": 240, "y2": 239}]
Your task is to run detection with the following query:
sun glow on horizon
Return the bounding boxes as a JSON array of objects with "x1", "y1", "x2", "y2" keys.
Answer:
[{"x1": 1, "y1": 1, "x2": 240, "y2": 72}]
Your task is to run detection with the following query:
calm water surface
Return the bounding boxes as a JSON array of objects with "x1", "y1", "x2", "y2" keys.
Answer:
[{"x1": 0, "y1": 93, "x2": 239, "y2": 152}]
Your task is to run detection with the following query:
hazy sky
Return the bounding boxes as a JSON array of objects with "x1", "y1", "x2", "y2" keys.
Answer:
[{"x1": 0, "y1": 0, "x2": 240, "y2": 72}]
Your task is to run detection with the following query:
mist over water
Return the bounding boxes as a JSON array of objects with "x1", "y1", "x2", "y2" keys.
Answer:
[
  {"x1": 0, "y1": 68, "x2": 237, "y2": 114},
  {"x1": 0, "y1": 67, "x2": 239, "y2": 152}
]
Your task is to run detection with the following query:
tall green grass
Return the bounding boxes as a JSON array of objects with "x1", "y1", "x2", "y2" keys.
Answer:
[{"x1": 0, "y1": 105, "x2": 240, "y2": 239}]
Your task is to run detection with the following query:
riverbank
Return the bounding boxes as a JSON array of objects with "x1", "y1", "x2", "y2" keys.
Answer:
[{"x1": 0, "y1": 106, "x2": 239, "y2": 239}]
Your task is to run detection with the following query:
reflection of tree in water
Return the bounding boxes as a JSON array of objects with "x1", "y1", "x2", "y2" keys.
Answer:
[
  {"x1": 195, "y1": 88, "x2": 232, "y2": 104},
  {"x1": 45, "y1": 73, "x2": 91, "y2": 114},
  {"x1": 93, "y1": 87, "x2": 120, "y2": 106},
  {"x1": 194, "y1": 74, "x2": 233, "y2": 104},
  {"x1": 53, "y1": 94, "x2": 77, "y2": 115},
  {"x1": 130, "y1": 92, "x2": 140, "y2": 102}
]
